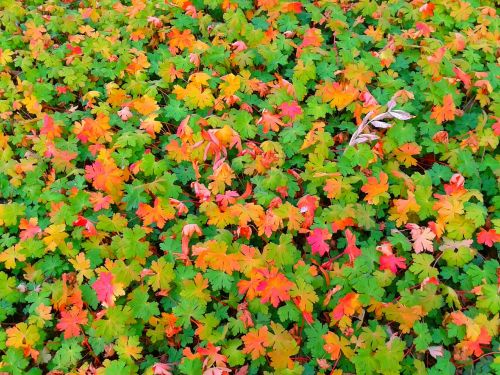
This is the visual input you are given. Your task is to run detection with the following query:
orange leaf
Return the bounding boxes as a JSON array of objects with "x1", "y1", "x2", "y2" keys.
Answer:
[
  {"x1": 74, "y1": 113, "x2": 112, "y2": 144},
  {"x1": 257, "y1": 110, "x2": 285, "y2": 134},
  {"x1": 383, "y1": 304, "x2": 425, "y2": 333},
  {"x1": 167, "y1": 27, "x2": 195, "y2": 55},
  {"x1": 430, "y1": 94, "x2": 456, "y2": 124},
  {"x1": 361, "y1": 171, "x2": 389, "y2": 204},
  {"x1": 318, "y1": 81, "x2": 359, "y2": 110},
  {"x1": 242, "y1": 326, "x2": 270, "y2": 359},
  {"x1": 133, "y1": 95, "x2": 159, "y2": 116},
  {"x1": 394, "y1": 143, "x2": 421, "y2": 167},
  {"x1": 456, "y1": 327, "x2": 491, "y2": 359},
  {"x1": 389, "y1": 192, "x2": 421, "y2": 226},
  {"x1": 85, "y1": 159, "x2": 125, "y2": 198},
  {"x1": 323, "y1": 331, "x2": 354, "y2": 360},
  {"x1": 136, "y1": 198, "x2": 175, "y2": 229}
]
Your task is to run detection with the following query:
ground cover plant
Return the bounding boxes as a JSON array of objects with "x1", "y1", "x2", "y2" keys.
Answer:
[{"x1": 0, "y1": 0, "x2": 499, "y2": 374}]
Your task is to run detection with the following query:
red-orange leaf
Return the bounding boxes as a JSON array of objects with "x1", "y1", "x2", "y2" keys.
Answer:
[
  {"x1": 331, "y1": 292, "x2": 361, "y2": 320},
  {"x1": 477, "y1": 229, "x2": 500, "y2": 247},
  {"x1": 56, "y1": 308, "x2": 88, "y2": 339},
  {"x1": 256, "y1": 268, "x2": 294, "y2": 307}
]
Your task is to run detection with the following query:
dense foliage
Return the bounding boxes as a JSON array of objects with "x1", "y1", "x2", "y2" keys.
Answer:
[{"x1": 0, "y1": 0, "x2": 499, "y2": 374}]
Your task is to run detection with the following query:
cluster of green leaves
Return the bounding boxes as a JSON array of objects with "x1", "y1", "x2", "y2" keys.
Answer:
[{"x1": 0, "y1": 0, "x2": 499, "y2": 374}]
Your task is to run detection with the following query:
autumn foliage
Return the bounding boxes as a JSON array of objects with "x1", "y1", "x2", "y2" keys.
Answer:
[{"x1": 0, "y1": 0, "x2": 499, "y2": 374}]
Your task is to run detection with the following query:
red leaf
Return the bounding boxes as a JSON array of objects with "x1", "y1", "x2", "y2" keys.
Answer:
[
  {"x1": 344, "y1": 229, "x2": 361, "y2": 262},
  {"x1": 300, "y1": 28, "x2": 323, "y2": 49},
  {"x1": 493, "y1": 117, "x2": 500, "y2": 136},
  {"x1": 89, "y1": 192, "x2": 113, "y2": 211},
  {"x1": 40, "y1": 115, "x2": 62, "y2": 139},
  {"x1": 297, "y1": 195, "x2": 318, "y2": 229},
  {"x1": 477, "y1": 229, "x2": 500, "y2": 247},
  {"x1": 152, "y1": 363, "x2": 173, "y2": 375},
  {"x1": 453, "y1": 67, "x2": 471, "y2": 89}
]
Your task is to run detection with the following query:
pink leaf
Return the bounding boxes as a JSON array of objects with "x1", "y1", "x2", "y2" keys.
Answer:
[
  {"x1": 92, "y1": 272, "x2": 115, "y2": 307},
  {"x1": 118, "y1": 106, "x2": 133, "y2": 121},
  {"x1": 152, "y1": 363, "x2": 173, "y2": 375},
  {"x1": 379, "y1": 253, "x2": 407, "y2": 274},
  {"x1": 389, "y1": 109, "x2": 413, "y2": 120},
  {"x1": 307, "y1": 228, "x2": 331, "y2": 256},
  {"x1": 407, "y1": 224, "x2": 435, "y2": 253},
  {"x1": 428, "y1": 345, "x2": 444, "y2": 359},
  {"x1": 278, "y1": 101, "x2": 303, "y2": 121},
  {"x1": 203, "y1": 367, "x2": 232, "y2": 375},
  {"x1": 371, "y1": 120, "x2": 392, "y2": 128}
]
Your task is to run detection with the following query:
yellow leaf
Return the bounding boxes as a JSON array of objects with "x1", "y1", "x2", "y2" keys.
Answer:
[
  {"x1": 189, "y1": 72, "x2": 211, "y2": 86},
  {"x1": 116, "y1": 336, "x2": 143, "y2": 361},
  {"x1": 219, "y1": 74, "x2": 241, "y2": 96},
  {"x1": 383, "y1": 304, "x2": 425, "y2": 333},
  {"x1": 69, "y1": 252, "x2": 94, "y2": 283},
  {"x1": 0, "y1": 48, "x2": 13, "y2": 65},
  {"x1": 22, "y1": 94, "x2": 42, "y2": 115},
  {"x1": 43, "y1": 224, "x2": 68, "y2": 251},
  {"x1": 133, "y1": 95, "x2": 159, "y2": 116},
  {"x1": 268, "y1": 322, "x2": 299, "y2": 369},
  {"x1": 6, "y1": 323, "x2": 39, "y2": 349},
  {"x1": 0, "y1": 244, "x2": 26, "y2": 269},
  {"x1": 343, "y1": 62, "x2": 375, "y2": 89}
]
